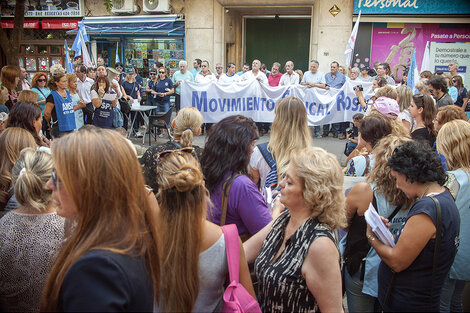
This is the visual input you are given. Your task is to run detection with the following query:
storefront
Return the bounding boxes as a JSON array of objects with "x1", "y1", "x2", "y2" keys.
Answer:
[
  {"x1": 75, "y1": 15, "x2": 185, "y2": 78},
  {"x1": 351, "y1": 0, "x2": 470, "y2": 82}
]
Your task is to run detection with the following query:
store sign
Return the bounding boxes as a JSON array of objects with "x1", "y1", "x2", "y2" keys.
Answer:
[
  {"x1": 371, "y1": 26, "x2": 470, "y2": 81},
  {"x1": 181, "y1": 80, "x2": 374, "y2": 125},
  {"x1": 0, "y1": 19, "x2": 40, "y2": 29},
  {"x1": 2, "y1": 0, "x2": 83, "y2": 17},
  {"x1": 42, "y1": 18, "x2": 81, "y2": 29},
  {"x1": 430, "y1": 42, "x2": 470, "y2": 84},
  {"x1": 353, "y1": 0, "x2": 470, "y2": 14}
]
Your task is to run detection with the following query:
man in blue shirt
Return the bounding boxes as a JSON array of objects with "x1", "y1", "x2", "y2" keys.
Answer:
[
  {"x1": 323, "y1": 61, "x2": 346, "y2": 138},
  {"x1": 190, "y1": 59, "x2": 202, "y2": 78}
]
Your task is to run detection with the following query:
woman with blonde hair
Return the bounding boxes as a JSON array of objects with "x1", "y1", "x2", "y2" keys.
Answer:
[
  {"x1": 250, "y1": 96, "x2": 311, "y2": 191},
  {"x1": 141, "y1": 106, "x2": 204, "y2": 192},
  {"x1": 0, "y1": 148, "x2": 65, "y2": 312},
  {"x1": 65, "y1": 73, "x2": 86, "y2": 130},
  {"x1": 1, "y1": 65, "x2": 20, "y2": 110},
  {"x1": 436, "y1": 120, "x2": 470, "y2": 312},
  {"x1": 17, "y1": 90, "x2": 39, "y2": 103},
  {"x1": 154, "y1": 149, "x2": 255, "y2": 312},
  {"x1": 40, "y1": 127, "x2": 160, "y2": 311},
  {"x1": 396, "y1": 85, "x2": 414, "y2": 132},
  {"x1": 342, "y1": 135, "x2": 412, "y2": 312},
  {"x1": 0, "y1": 127, "x2": 37, "y2": 212},
  {"x1": 245, "y1": 146, "x2": 346, "y2": 312}
]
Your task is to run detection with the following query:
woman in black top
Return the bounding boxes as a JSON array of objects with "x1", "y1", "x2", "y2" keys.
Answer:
[{"x1": 409, "y1": 94, "x2": 436, "y2": 147}]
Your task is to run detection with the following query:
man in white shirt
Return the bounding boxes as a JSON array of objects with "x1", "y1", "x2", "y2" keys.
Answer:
[
  {"x1": 241, "y1": 59, "x2": 268, "y2": 84},
  {"x1": 215, "y1": 63, "x2": 223, "y2": 80},
  {"x1": 279, "y1": 60, "x2": 299, "y2": 86},
  {"x1": 219, "y1": 63, "x2": 240, "y2": 83},
  {"x1": 76, "y1": 65, "x2": 94, "y2": 124},
  {"x1": 301, "y1": 60, "x2": 326, "y2": 88}
]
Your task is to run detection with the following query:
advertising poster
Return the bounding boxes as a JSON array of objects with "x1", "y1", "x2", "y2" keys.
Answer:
[
  {"x1": 371, "y1": 25, "x2": 470, "y2": 82},
  {"x1": 430, "y1": 42, "x2": 470, "y2": 83}
]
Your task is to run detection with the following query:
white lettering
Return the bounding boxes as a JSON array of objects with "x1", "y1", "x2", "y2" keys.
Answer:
[{"x1": 358, "y1": 0, "x2": 418, "y2": 9}]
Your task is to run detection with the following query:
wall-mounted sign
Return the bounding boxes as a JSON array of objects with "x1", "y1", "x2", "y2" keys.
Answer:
[
  {"x1": 0, "y1": 19, "x2": 40, "y2": 29},
  {"x1": 42, "y1": 18, "x2": 81, "y2": 29},
  {"x1": 1, "y1": 0, "x2": 83, "y2": 17},
  {"x1": 353, "y1": 0, "x2": 470, "y2": 15}
]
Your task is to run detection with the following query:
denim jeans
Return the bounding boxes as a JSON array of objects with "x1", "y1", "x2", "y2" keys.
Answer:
[
  {"x1": 323, "y1": 123, "x2": 341, "y2": 136},
  {"x1": 344, "y1": 266, "x2": 377, "y2": 313},
  {"x1": 346, "y1": 141, "x2": 358, "y2": 156},
  {"x1": 313, "y1": 125, "x2": 321, "y2": 136},
  {"x1": 156, "y1": 101, "x2": 170, "y2": 113},
  {"x1": 440, "y1": 276, "x2": 465, "y2": 312}
]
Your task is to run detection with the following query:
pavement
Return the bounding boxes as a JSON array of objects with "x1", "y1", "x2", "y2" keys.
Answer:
[{"x1": 130, "y1": 129, "x2": 349, "y2": 167}]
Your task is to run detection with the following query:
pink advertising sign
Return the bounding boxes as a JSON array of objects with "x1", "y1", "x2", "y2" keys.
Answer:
[{"x1": 371, "y1": 26, "x2": 470, "y2": 81}]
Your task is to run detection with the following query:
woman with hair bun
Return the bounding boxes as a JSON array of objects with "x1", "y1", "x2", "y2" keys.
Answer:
[
  {"x1": 245, "y1": 146, "x2": 346, "y2": 312},
  {"x1": 0, "y1": 148, "x2": 65, "y2": 312},
  {"x1": 370, "y1": 140, "x2": 460, "y2": 312},
  {"x1": 0, "y1": 127, "x2": 37, "y2": 212},
  {"x1": 41, "y1": 127, "x2": 161, "y2": 311},
  {"x1": 436, "y1": 120, "x2": 470, "y2": 312},
  {"x1": 154, "y1": 149, "x2": 255, "y2": 312},
  {"x1": 141, "y1": 106, "x2": 204, "y2": 193}
]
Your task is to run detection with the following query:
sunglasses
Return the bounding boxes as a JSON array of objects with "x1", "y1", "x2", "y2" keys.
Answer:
[
  {"x1": 452, "y1": 80, "x2": 457, "y2": 83},
  {"x1": 37, "y1": 78, "x2": 46, "y2": 82},
  {"x1": 150, "y1": 73, "x2": 156, "y2": 75},
  {"x1": 51, "y1": 171, "x2": 60, "y2": 190},
  {"x1": 156, "y1": 147, "x2": 195, "y2": 174},
  {"x1": 159, "y1": 71, "x2": 166, "y2": 74}
]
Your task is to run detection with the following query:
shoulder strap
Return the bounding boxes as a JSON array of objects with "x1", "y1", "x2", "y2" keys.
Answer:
[
  {"x1": 387, "y1": 205, "x2": 402, "y2": 221},
  {"x1": 257, "y1": 143, "x2": 276, "y2": 169},
  {"x1": 220, "y1": 173, "x2": 242, "y2": 226},
  {"x1": 363, "y1": 154, "x2": 371, "y2": 175},
  {"x1": 221, "y1": 224, "x2": 240, "y2": 283},
  {"x1": 36, "y1": 88, "x2": 47, "y2": 99},
  {"x1": 429, "y1": 196, "x2": 442, "y2": 300}
]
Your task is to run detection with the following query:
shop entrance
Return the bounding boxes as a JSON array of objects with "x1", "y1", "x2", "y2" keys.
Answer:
[{"x1": 245, "y1": 18, "x2": 310, "y2": 73}]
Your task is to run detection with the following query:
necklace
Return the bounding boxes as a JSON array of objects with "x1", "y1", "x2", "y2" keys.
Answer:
[{"x1": 420, "y1": 182, "x2": 434, "y2": 199}]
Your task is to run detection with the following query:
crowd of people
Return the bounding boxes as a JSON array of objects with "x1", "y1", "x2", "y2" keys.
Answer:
[{"x1": 0, "y1": 54, "x2": 469, "y2": 312}]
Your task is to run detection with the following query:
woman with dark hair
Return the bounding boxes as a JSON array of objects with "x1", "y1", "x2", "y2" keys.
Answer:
[
  {"x1": 91, "y1": 76, "x2": 117, "y2": 129},
  {"x1": 201, "y1": 115, "x2": 273, "y2": 238},
  {"x1": 153, "y1": 67, "x2": 174, "y2": 113},
  {"x1": 0, "y1": 66, "x2": 20, "y2": 110},
  {"x1": 452, "y1": 75, "x2": 468, "y2": 109},
  {"x1": 6, "y1": 102, "x2": 49, "y2": 147},
  {"x1": 345, "y1": 114, "x2": 393, "y2": 177},
  {"x1": 369, "y1": 140, "x2": 460, "y2": 312},
  {"x1": 44, "y1": 73, "x2": 76, "y2": 138},
  {"x1": 409, "y1": 94, "x2": 436, "y2": 147}
]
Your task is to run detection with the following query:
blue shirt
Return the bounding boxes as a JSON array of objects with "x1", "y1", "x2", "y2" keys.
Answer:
[
  {"x1": 154, "y1": 78, "x2": 174, "y2": 104},
  {"x1": 190, "y1": 69, "x2": 201, "y2": 78},
  {"x1": 325, "y1": 72, "x2": 346, "y2": 89},
  {"x1": 301, "y1": 71, "x2": 326, "y2": 85},
  {"x1": 50, "y1": 90, "x2": 76, "y2": 132},
  {"x1": 31, "y1": 87, "x2": 51, "y2": 114}
]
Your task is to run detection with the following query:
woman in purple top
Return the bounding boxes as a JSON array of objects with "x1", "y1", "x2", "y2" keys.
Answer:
[{"x1": 201, "y1": 115, "x2": 273, "y2": 239}]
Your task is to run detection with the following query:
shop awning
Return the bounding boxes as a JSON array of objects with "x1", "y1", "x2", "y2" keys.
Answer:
[
  {"x1": 1, "y1": 18, "x2": 39, "y2": 29},
  {"x1": 67, "y1": 15, "x2": 184, "y2": 37},
  {"x1": 42, "y1": 18, "x2": 81, "y2": 29}
]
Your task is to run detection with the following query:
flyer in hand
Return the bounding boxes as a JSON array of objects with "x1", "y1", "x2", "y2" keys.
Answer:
[{"x1": 364, "y1": 203, "x2": 396, "y2": 247}]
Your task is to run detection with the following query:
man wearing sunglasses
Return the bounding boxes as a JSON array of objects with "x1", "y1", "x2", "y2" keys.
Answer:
[
  {"x1": 145, "y1": 69, "x2": 159, "y2": 107},
  {"x1": 172, "y1": 60, "x2": 194, "y2": 112},
  {"x1": 428, "y1": 76, "x2": 454, "y2": 109}
]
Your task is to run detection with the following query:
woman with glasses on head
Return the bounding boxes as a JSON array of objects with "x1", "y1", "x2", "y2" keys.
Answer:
[
  {"x1": 0, "y1": 148, "x2": 65, "y2": 312},
  {"x1": 153, "y1": 67, "x2": 174, "y2": 113},
  {"x1": 371, "y1": 140, "x2": 460, "y2": 312},
  {"x1": 452, "y1": 76, "x2": 468, "y2": 110},
  {"x1": 201, "y1": 115, "x2": 273, "y2": 239},
  {"x1": 30, "y1": 72, "x2": 51, "y2": 115},
  {"x1": 409, "y1": 94, "x2": 436, "y2": 147},
  {"x1": 41, "y1": 127, "x2": 161, "y2": 311},
  {"x1": 154, "y1": 148, "x2": 255, "y2": 312}
]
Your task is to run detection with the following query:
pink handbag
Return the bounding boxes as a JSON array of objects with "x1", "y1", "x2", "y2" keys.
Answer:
[{"x1": 221, "y1": 224, "x2": 262, "y2": 313}]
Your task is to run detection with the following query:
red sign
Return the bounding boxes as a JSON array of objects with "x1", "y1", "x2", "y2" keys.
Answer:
[
  {"x1": 0, "y1": 18, "x2": 39, "y2": 29},
  {"x1": 42, "y1": 18, "x2": 81, "y2": 29}
]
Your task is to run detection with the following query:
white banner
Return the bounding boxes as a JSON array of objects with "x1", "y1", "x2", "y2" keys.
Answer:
[{"x1": 181, "y1": 80, "x2": 374, "y2": 126}]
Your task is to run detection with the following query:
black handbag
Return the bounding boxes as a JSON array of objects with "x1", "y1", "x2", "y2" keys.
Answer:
[{"x1": 119, "y1": 98, "x2": 131, "y2": 115}]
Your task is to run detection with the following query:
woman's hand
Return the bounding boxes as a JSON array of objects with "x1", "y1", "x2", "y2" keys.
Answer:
[
  {"x1": 98, "y1": 87, "x2": 105, "y2": 97},
  {"x1": 112, "y1": 99, "x2": 117, "y2": 108},
  {"x1": 158, "y1": 92, "x2": 165, "y2": 98},
  {"x1": 41, "y1": 135, "x2": 50, "y2": 147},
  {"x1": 78, "y1": 100, "x2": 86, "y2": 109}
]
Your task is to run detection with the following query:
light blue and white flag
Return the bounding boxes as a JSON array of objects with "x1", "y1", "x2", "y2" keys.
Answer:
[
  {"x1": 407, "y1": 49, "x2": 420, "y2": 92},
  {"x1": 72, "y1": 20, "x2": 89, "y2": 57},
  {"x1": 345, "y1": 11, "x2": 361, "y2": 67},
  {"x1": 115, "y1": 41, "x2": 120, "y2": 64},
  {"x1": 64, "y1": 40, "x2": 74, "y2": 73}
]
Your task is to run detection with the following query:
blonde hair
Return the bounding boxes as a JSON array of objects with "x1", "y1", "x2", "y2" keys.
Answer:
[
  {"x1": 290, "y1": 146, "x2": 347, "y2": 229},
  {"x1": 436, "y1": 120, "x2": 470, "y2": 171},
  {"x1": 396, "y1": 85, "x2": 413, "y2": 111},
  {"x1": 173, "y1": 107, "x2": 203, "y2": 147},
  {"x1": 268, "y1": 97, "x2": 312, "y2": 182},
  {"x1": 368, "y1": 135, "x2": 413, "y2": 208},
  {"x1": 49, "y1": 64, "x2": 65, "y2": 76},
  {"x1": 0, "y1": 128, "x2": 37, "y2": 207},
  {"x1": 65, "y1": 73, "x2": 77, "y2": 90},
  {"x1": 41, "y1": 127, "x2": 160, "y2": 310},
  {"x1": 18, "y1": 90, "x2": 39, "y2": 103},
  {"x1": 415, "y1": 79, "x2": 428, "y2": 94},
  {"x1": 375, "y1": 85, "x2": 398, "y2": 100},
  {"x1": 156, "y1": 151, "x2": 206, "y2": 312},
  {"x1": 11, "y1": 148, "x2": 53, "y2": 212}
]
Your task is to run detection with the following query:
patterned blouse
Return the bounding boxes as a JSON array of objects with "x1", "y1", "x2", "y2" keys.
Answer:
[{"x1": 254, "y1": 210, "x2": 336, "y2": 313}]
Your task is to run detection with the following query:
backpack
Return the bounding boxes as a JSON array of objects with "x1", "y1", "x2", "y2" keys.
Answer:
[
  {"x1": 113, "y1": 107, "x2": 124, "y2": 128},
  {"x1": 257, "y1": 143, "x2": 279, "y2": 190},
  {"x1": 221, "y1": 224, "x2": 262, "y2": 313}
]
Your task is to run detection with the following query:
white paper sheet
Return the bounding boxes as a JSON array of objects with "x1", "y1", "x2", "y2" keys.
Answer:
[
  {"x1": 364, "y1": 203, "x2": 396, "y2": 247},
  {"x1": 102, "y1": 93, "x2": 117, "y2": 101},
  {"x1": 131, "y1": 99, "x2": 140, "y2": 108}
]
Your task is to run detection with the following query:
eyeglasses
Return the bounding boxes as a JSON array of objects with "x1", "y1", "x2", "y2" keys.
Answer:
[
  {"x1": 452, "y1": 80, "x2": 457, "y2": 83},
  {"x1": 156, "y1": 147, "x2": 195, "y2": 174},
  {"x1": 37, "y1": 79, "x2": 46, "y2": 82},
  {"x1": 51, "y1": 171, "x2": 60, "y2": 190},
  {"x1": 150, "y1": 73, "x2": 156, "y2": 75},
  {"x1": 159, "y1": 71, "x2": 166, "y2": 74}
]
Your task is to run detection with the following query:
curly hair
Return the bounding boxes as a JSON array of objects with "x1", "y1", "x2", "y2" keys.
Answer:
[
  {"x1": 436, "y1": 120, "x2": 470, "y2": 171},
  {"x1": 437, "y1": 105, "x2": 467, "y2": 125},
  {"x1": 388, "y1": 140, "x2": 447, "y2": 186},
  {"x1": 290, "y1": 146, "x2": 347, "y2": 229},
  {"x1": 201, "y1": 115, "x2": 258, "y2": 191},
  {"x1": 368, "y1": 135, "x2": 413, "y2": 208},
  {"x1": 31, "y1": 72, "x2": 48, "y2": 89},
  {"x1": 428, "y1": 75, "x2": 448, "y2": 93},
  {"x1": 375, "y1": 85, "x2": 398, "y2": 100}
]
